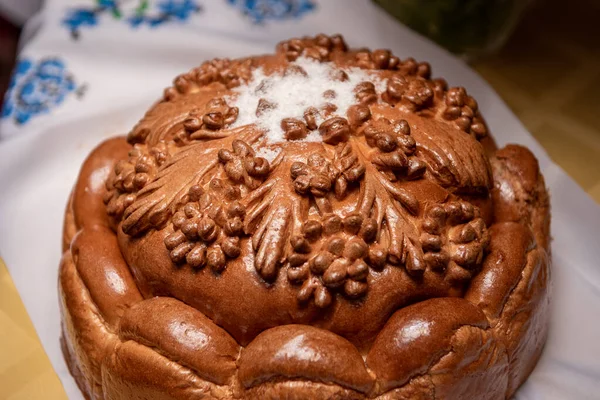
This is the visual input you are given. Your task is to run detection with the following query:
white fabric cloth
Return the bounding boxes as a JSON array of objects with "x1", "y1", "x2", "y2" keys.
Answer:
[
  {"x1": 1, "y1": 1, "x2": 599, "y2": 399},
  {"x1": 0, "y1": 0, "x2": 42, "y2": 25}
]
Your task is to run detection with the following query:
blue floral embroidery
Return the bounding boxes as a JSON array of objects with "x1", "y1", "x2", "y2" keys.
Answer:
[
  {"x1": 228, "y1": 0, "x2": 315, "y2": 23},
  {"x1": 63, "y1": 0, "x2": 120, "y2": 39},
  {"x1": 63, "y1": 9, "x2": 98, "y2": 33},
  {"x1": 1, "y1": 58, "x2": 77, "y2": 125},
  {"x1": 63, "y1": 0, "x2": 202, "y2": 39},
  {"x1": 129, "y1": 0, "x2": 201, "y2": 27}
]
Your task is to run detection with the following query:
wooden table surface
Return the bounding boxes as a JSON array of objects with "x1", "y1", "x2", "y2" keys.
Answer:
[{"x1": 1, "y1": 0, "x2": 599, "y2": 398}]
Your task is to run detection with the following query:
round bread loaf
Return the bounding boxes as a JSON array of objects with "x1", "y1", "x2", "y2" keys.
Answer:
[{"x1": 59, "y1": 34, "x2": 551, "y2": 400}]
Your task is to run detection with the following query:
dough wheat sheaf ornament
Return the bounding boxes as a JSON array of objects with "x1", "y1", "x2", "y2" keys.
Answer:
[{"x1": 60, "y1": 34, "x2": 551, "y2": 399}]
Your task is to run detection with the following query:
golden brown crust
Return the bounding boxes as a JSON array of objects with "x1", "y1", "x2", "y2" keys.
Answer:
[
  {"x1": 490, "y1": 144, "x2": 551, "y2": 250},
  {"x1": 367, "y1": 298, "x2": 491, "y2": 392},
  {"x1": 243, "y1": 381, "x2": 365, "y2": 400},
  {"x1": 59, "y1": 35, "x2": 551, "y2": 399},
  {"x1": 60, "y1": 251, "x2": 116, "y2": 399},
  {"x1": 470, "y1": 144, "x2": 551, "y2": 397},
  {"x1": 62, "y1": 192, "x2": 77, "y2": 253},
  {"x1": 118, "y1": 297, "x2": 240, "y2": 385},
  {"x1": 102, "y1": 340, "x2": 231, "y2": 400},
  {"x1": 367, "y1": 299, "x2": 509, "y2": 398},
  {"x1": 239, "y1": 325, "x2": 374, "y2": 393}
]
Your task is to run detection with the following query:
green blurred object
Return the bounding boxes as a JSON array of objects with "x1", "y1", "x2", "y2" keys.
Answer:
[{"x1": 374, "y1": 0, "x2": 533, "y2": 60}]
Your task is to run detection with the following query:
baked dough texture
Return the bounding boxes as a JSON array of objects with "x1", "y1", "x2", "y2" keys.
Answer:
[{"x1": 59, "y1": 35, "x2": 551, "y2": 400}]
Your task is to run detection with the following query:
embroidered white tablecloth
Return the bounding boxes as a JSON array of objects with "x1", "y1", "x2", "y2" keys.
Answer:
[{"x1": 0, "y1": 1, "x2": 599, "y2": 399}]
